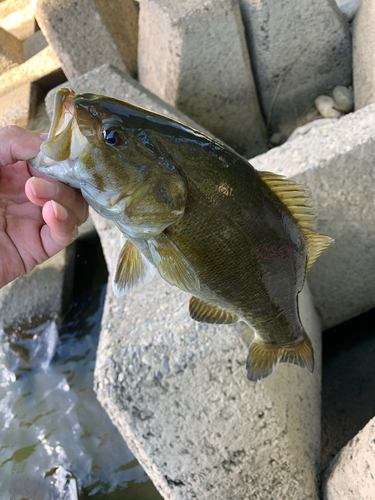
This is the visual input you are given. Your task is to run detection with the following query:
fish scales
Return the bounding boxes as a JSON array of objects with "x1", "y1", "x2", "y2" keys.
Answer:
[{"x1": 29, "y1": 88, "x2": 333, "y2": 381}]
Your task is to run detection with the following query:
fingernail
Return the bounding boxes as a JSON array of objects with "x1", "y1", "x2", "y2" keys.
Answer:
[
  {"x1": 40, "y1": 132, "x2": 49, "y2": 141},
  {"x1": 51, "y1": 200, "x2": 68, "y2": 221},
  {"x1": 30, "y1": 177, "x2": 59, "y2": 198}
]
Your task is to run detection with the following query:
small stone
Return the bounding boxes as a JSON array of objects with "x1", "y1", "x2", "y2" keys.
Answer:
[
  {"x1": 315, "y1": 95, "x2": 341, "y2": 118},
  {"x1": 332, "y1": 85, "x2": 354, "y2": 112},
  {"x1": 269, "y1": 133, "x2": 286, "y2": 147}
]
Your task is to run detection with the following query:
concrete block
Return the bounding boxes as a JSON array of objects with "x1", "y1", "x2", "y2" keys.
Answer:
[
  {"x1": 0, "y1": 0, "x2": 31, "y2": 20},
  {"x1": 0, "y1": 3, "x2": 36, "y2": 40},
  {"x1": 353, "y1": 0, "x2": 375, "y2": 110},
  {"x1": 0, "y1": 81, "x2": 42, "y2": 128},
  {"x1": 238, "y1": 0, "x2": 352, "y2": 136},
  {"x1": 0, "y1": 246, "x2": 75, "y2": 373},
  {"x1": 45, "y1": 64, "x2": 214, "y2": 135},
  {"x1": 23, "y1": 29, "x2": 48, "y2": 60},
  {"x1": 0, "y1": 45, "x2": 60, "y2": 94},
  {"x1": 35, "y1": 0, "x2": 130, "y2": 80},
  {"x1": 0, "y1": 26, "x2": 24, "y2": 74},
  {"x1": 138, "y1": 0, "x2": 268, "y2": 158},
  {"x1": 91, "y1": 210, "x2": 322, "y2": 500},
  {"x1": 251, "y1": 104, "x2": 375, "y2": 330},
  {"x1": 322, "y1": 416, "x2": 375, "y2": 499}
]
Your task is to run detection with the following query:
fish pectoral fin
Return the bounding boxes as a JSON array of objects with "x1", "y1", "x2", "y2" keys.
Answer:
[
  {"x1": 113, "y1": 239, "x2": 155, "y2": 297},
  {"x1": 148, "y1": 233, "x2": 199, "y2": 293},
  {"x1": 189, "y1": 297, "x2": 239, "y2": 324},
  {"x1": 304, "y1": 229, "x2": 334, "y2": 272},
  {"x1": 246, "y1": 333, "x2": 314, "y2": 382}
]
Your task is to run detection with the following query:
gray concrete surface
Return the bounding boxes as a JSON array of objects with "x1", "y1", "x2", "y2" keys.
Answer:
[
  {"x1": 353, "y1": 0, "x2": 375, "y2": 110},
  {"x1": 0, "y1": 45, "x2": 60, "y2": 93},
  {"x1": 138, "y1": 0, "x2": 267, "y2": 158},
  {"x1": 322, "y1": 416, "x2": 375, "y2": 499},
  {"x1": 238, "y1": 0, "x2": 352, "y2": 136},
  {"x1": 45, "y1": 64, "x2": 214, "y2": 135},
  {"x1": 35, "y1": 0, "x2": 127, "y2": 80},
  {"x1": 0, "y1": 26, "x2": 24, "y2": 74},
  {"x1": 0, "y1": 81, "x2": 42, "y2": 127},
  {"x1": 23, "y1": 29, "x2": 48, "y2": 60},
  {"x1": 251, "y1": 103, "x2": 375, "y2": 330},
  {"x1": 92, "y1": 211, "x2": 322, "y2": 500}
]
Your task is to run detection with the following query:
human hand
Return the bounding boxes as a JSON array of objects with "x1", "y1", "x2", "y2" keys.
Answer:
[{"x1": 0, "y1": 125, "x2": 89, "y2": 288}]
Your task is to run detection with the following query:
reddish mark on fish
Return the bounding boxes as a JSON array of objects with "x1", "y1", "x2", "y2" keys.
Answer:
[{"x1": 255, "y1": 243, "x2": 293, "y2": 261}]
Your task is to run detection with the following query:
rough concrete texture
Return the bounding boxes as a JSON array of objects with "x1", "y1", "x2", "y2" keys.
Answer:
[
  {"x1": 353, "y1": 0, "x2": 375, "y2": 110},
  {"x1": 92, "y1": 210, "x2": 322, "y2": 500},
  {"x1": 45, "y1": 64, "x2": 213, "y2": 136},
  {"x1": 238, "y1": 0, "x2": 352, "y2": 136},
  {"x1": 0, "y1": 3, "x2": 36, "y2": 40},
  {"x1": 0, "y1": 26, "x2": 24, "y2": 74},
  {"x1": 251, "y1": 103, "x2": 375, "y2": 330},
  {"x1": 23, "y1": 29, "x2": 48, "y2": 60},
  {"x1": 0, "y1": 45, "x2": 60, "y2": 93},
  {"x1": 0, "y1": 81, "x2": 42, "y2": 127},
  {"x1": 322, "y1": 416, "x2": 375, "y2": 499},
  {"x1": 93, "y1": 0, "x2": 138, "y2": 77},
  {"x1": 0, "y1": 0, "x2": 31, "y2": 19},
  {"x1": 35, "y1": 0, "x2": 129, "y2": 80},
  {"x1": 138, "y1": 0, "x2": 268, "y2": 158}
]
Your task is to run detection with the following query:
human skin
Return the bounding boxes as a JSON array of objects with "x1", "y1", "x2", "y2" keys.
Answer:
[{"x1": 0, "y1": 125, "x2": 89, "y2": 288}]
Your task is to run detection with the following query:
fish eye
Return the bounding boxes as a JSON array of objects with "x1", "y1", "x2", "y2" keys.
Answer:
[{"x1": 101, "y1": 125, "x2": 125, "y2": 146}]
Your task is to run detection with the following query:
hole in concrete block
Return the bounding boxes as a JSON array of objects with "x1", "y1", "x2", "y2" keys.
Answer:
[{"x1": 321, "y1": 307, "x2": 375, "y2": 466}]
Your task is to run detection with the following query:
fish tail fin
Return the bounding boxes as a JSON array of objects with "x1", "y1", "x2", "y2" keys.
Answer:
[{"x1": 246, "y1": 333, "x2": 314, "y2": 381}]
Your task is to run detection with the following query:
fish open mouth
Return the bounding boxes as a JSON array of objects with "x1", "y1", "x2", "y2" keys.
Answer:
[{"x1": 29, "y1": 87, "x2": 89, "y2": 176}]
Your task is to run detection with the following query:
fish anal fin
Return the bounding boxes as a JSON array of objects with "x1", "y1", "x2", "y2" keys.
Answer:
[
  {"x1": 304, "y1": 228, "x2": 334, "y2": 272},
  {"x1": 189, "y1": 297, "x2": 239, "y2": 324},
  {"x1": 258, "y1": 171, "x2": 333, "y2": 270},
  {"x1": 246, "y1": 333, "x2": 314, "y2": 382},
  {"x1": 148, "y1": 232, "x2": 199, "y2": 293},
  {"x1": 113, "y1": 239, "x2": 155, "y2": 297}
]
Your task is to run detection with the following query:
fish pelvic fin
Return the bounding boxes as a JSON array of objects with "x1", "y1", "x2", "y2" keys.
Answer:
[
  {"x1": 258, "y1": 171, "x2": 333, "y2": 270},
  {"x1": 148, "y1": 232, "x2": 200, "y2": 293},
  {"x1": 246, "y1": 333, "x2": 314, "y2": 382},
  {"x1": 189, "y1": 297, "x2": 239, "y2": 324},
  {"x1": 113, "y1": 239, "x2": 155, "y2": 297}
]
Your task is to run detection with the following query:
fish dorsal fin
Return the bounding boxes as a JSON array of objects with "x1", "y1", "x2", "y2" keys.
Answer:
[
  {"x1": 148, "y1": 232, "x2": 200, "y2": 293},
  {"x1": 189, "y1": 297, "x2": 239, "y2": 324},
  {"x1": 113, "y1": 239, "x2": 155, "y2": 297},
  {"x1": 259, "y1": 171, "x2": 333, "y2": 272}
]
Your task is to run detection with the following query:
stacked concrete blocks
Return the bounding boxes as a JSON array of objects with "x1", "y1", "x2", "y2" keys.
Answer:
[
  {"x1": 35, "y1": 0, "x2": 138, "y2": 80},
  {"x1": 353, "y1": 0, "x2": 375, "y2": 110},
  {"x1": 238, "y1": 0, "x2": 352, "y2": 136},
  {"x1": 138, "y1": 0, "x2": 268, "y2": 158},
  {"x1": 252, "y1": 103, "x2": 375, "y2": 330},
  {"x1": 0, "y1": 26, "x2": 24, "y2": 74}
]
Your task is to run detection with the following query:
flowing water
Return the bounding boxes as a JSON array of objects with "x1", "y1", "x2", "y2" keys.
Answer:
[{"x1": 0, "y1": 233, "x2": 162, "y2": 500}]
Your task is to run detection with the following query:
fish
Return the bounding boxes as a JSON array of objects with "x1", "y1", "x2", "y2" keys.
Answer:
[{"x1": 30, "y1": 87, "x2": 333, "y2": 381}]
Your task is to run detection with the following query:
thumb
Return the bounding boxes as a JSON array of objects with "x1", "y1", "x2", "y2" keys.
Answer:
[{"x1": 0, "y1": 125, "x2": 47, "y2": 167}]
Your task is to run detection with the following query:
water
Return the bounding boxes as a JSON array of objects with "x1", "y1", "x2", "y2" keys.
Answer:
[{"x1": 0, "y1": 234, "x2": 162, "y2": 499}]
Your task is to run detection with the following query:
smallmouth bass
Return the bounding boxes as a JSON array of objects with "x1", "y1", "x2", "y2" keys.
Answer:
[{"x1": 30, "y1": 88, "x2": 333, "y2": 381}]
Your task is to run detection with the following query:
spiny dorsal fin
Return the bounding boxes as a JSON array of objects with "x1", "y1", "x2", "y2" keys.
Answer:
[
  {"x1": 148, "y1": 233, "x2": 200, "y2": 293},
  {"x1": 258, "y1": 171, "x2": 333, "y2": 272},
  {"x1": 189, "y1": 297, "x2": 239, "y2": 324},
  {"x1": 246, "y1": 332, "x2": 314, "y2": 381},
  {"x1": 113, "y1": 239, "x2": 155, "y2": 297}
]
